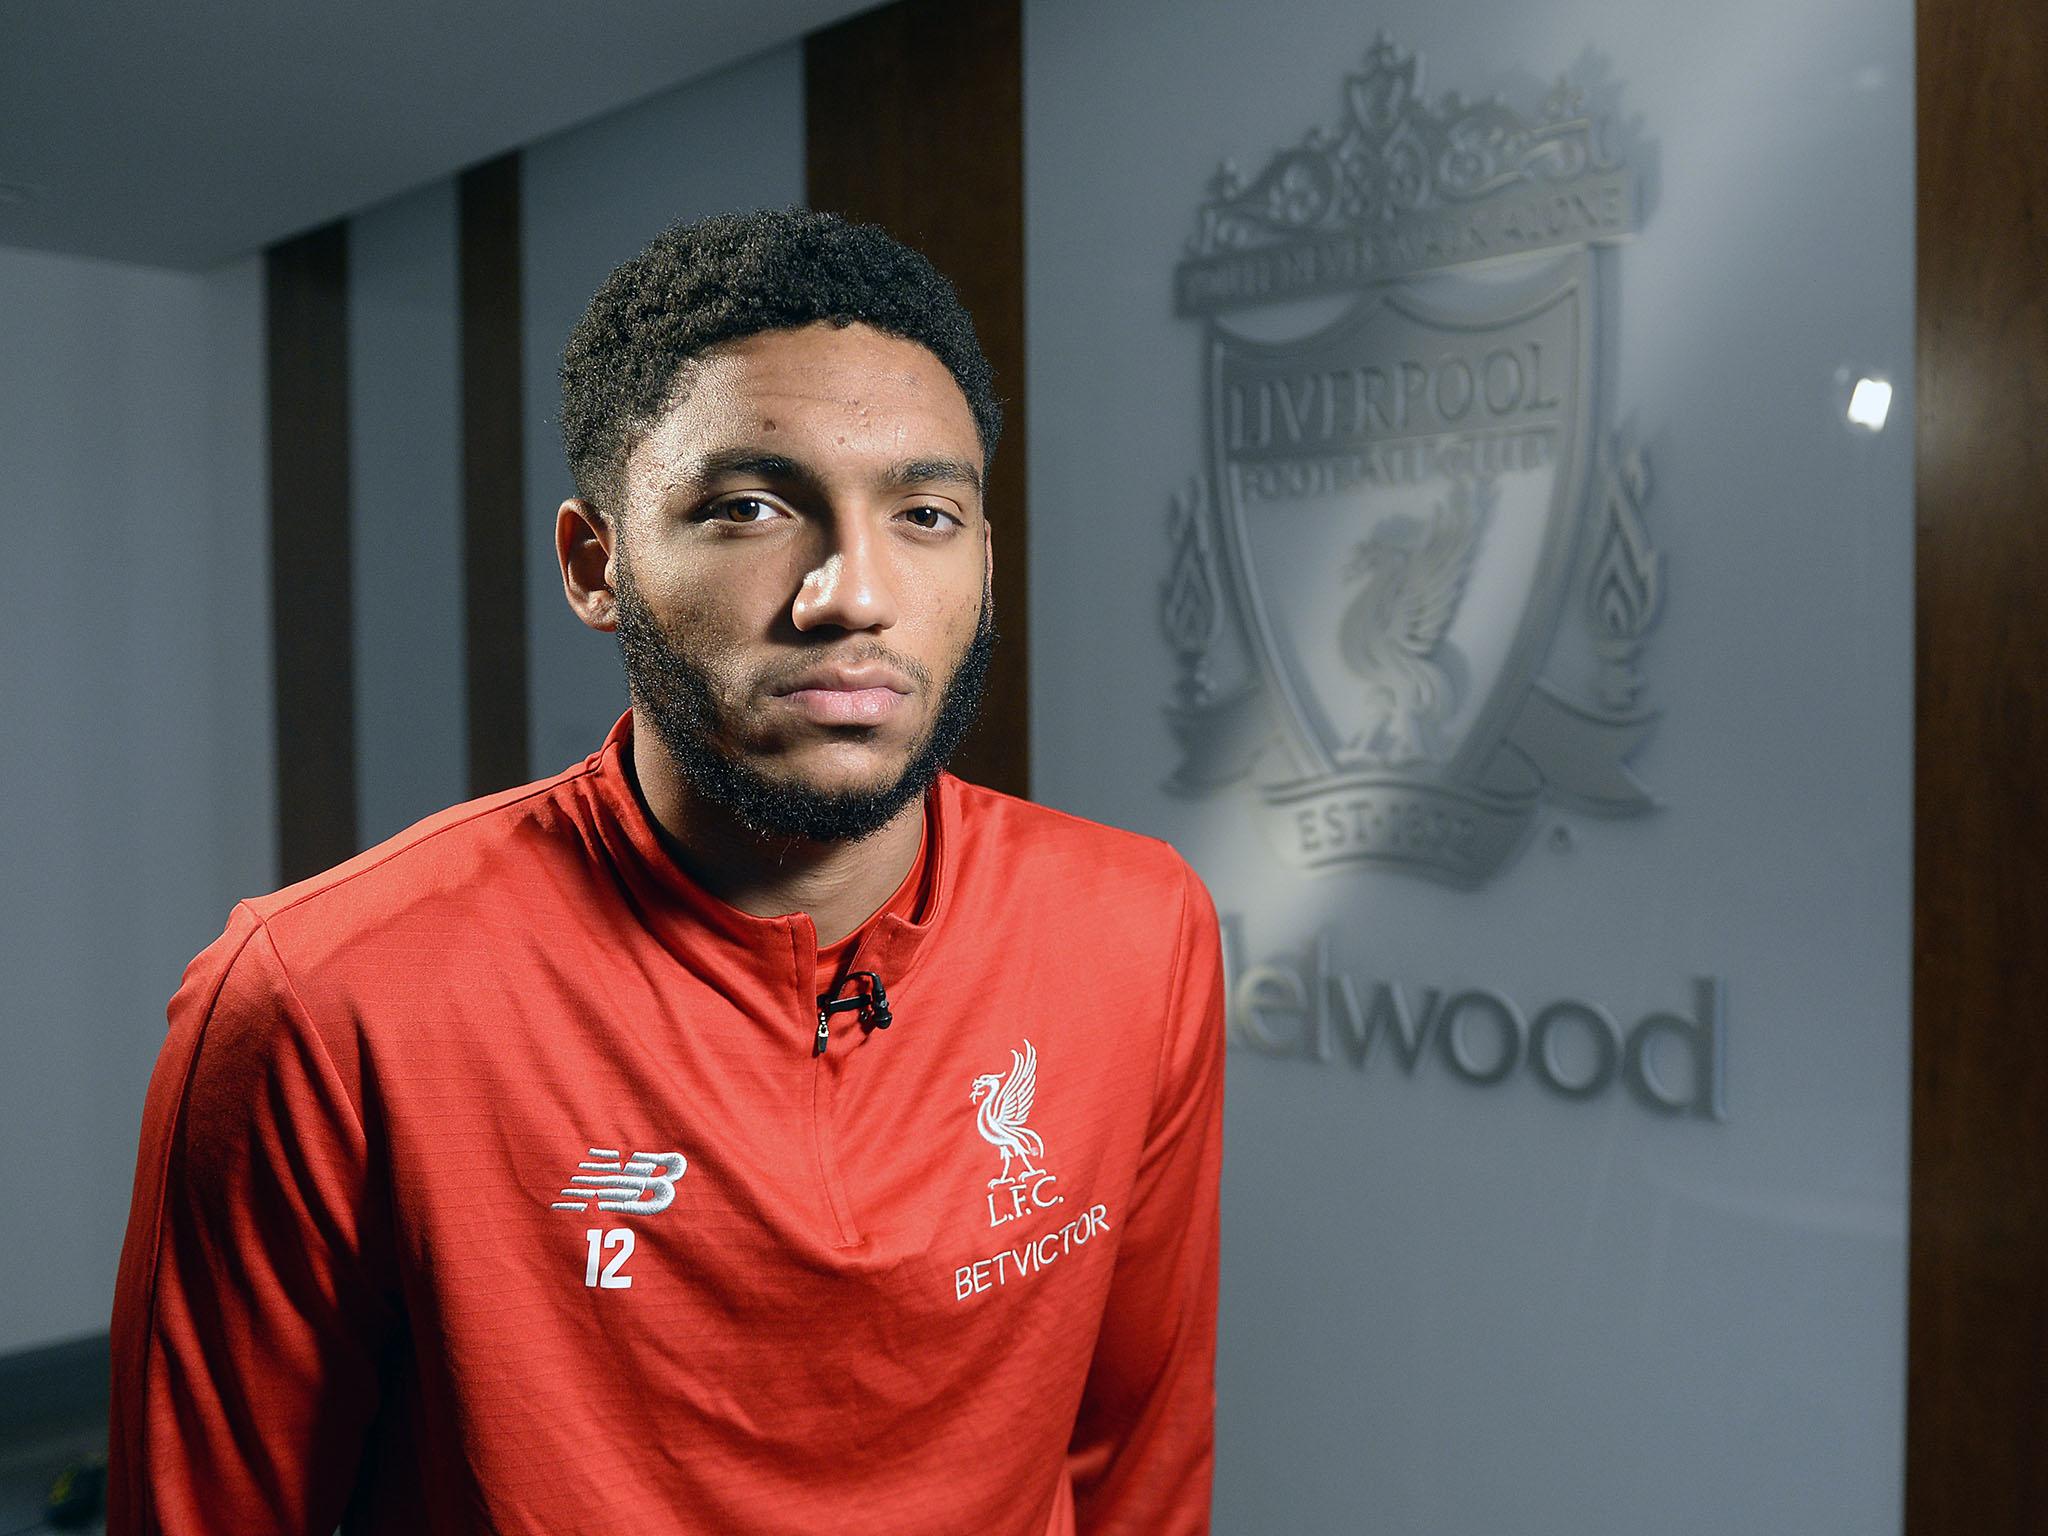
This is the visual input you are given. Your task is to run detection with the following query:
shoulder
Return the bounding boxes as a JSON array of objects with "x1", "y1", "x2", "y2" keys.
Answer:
[
  {"x1": 943, "y1": 774, "x2": 1198, "y2": 896},
  {"x1": 168, "y1": 758, "x2": 606, "y2": 1113},
  {"x1": 938, "y1": 775, "x2": 1216, "y2": 961},
  {"x1": 234, "y1": 755, "x2": 603, "y2": 974}
]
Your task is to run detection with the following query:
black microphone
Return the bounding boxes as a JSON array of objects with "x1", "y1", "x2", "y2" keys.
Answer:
[{"x1": 814, "y1": 970, "x2": 892, "y2": 1055}]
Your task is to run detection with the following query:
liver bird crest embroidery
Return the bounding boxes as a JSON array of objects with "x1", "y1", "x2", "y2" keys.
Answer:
[{"x1": 971, "y1": 1040, "x2": 1047, "y2": 1188}]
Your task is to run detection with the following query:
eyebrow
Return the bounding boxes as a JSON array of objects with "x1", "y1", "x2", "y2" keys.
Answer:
[
  {"x1": 686, "y1": 448, "x2": 983, "y2": 499},
  {"x1": 882, "y1": 457, "x2": 984, "y2": 497},
  {"x1": 690, "y1": 449, "x2": 809, "y2": 490}
]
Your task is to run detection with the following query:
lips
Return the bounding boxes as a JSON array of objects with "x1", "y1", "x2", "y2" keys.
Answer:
[{"x1": 771, "y1": 663, "x2": 914, "y2": 725}]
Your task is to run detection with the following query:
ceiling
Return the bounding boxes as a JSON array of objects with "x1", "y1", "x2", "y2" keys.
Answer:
[{"x1": 0, "y1": 0, "x2": 875, "y2": 270}]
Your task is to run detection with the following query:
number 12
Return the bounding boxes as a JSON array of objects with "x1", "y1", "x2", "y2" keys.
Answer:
[{"x1": 583, "y1": 1227, "x2": 634, "y2": 1288}]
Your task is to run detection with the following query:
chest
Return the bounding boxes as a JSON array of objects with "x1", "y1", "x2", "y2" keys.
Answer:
[{"x1": 359, "y1": 936, "x2": 1155, "y2": 1352}]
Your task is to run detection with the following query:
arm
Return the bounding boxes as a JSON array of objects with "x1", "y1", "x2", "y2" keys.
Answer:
[
  {"x1": 109, "y1": 903, "x2": 396, "y2": 1535},
  {"x1": 1066, "y1": 859, "x2": 1226, "y2": 1535}
]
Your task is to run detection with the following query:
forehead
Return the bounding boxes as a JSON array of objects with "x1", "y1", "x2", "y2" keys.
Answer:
[{"x1": 630, "y1": 321, "x2": 981, "y2": 482}]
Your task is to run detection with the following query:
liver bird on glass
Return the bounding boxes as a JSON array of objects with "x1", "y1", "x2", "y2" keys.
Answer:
[
  {"x1": 1335, "y1": 477, "x2": 1490, "y2": 766},
  {"x1": 971, "y1": 1040, "x2": 1047, "y2": 1188}
]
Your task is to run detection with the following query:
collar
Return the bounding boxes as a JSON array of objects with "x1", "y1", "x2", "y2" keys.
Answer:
[{"x1": 576, "y1": 708, "x2": 957, "y2": 1010}]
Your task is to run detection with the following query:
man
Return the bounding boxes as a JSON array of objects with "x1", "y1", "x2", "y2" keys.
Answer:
[{"x1": 110, "y1": 208, "x2": 1224, "y2": 1535}]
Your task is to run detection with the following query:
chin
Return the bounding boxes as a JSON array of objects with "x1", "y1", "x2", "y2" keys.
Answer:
[
  {"x1": 710, "y1": 747, "x2": 936, "y2": 846},
  {"x1": 774, "y1": 737, "x2": 919, "y2": 787},
  {"x1": 779, "y1": 761, "x2": 922, "y2": 804}
]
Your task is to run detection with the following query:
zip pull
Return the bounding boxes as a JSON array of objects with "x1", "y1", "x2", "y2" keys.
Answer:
[{"x1": 814, "y1": 1010, "x2": 832, "y2": 1056}]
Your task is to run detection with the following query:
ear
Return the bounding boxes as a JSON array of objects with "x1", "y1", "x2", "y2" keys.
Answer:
[{"x1": 557, "y1": 498, "x2": 618, "y2": 632}]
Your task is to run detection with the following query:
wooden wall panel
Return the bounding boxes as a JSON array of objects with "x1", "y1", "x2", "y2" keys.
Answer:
[
  {"x1": 266, "y1": 223, "x2": 357, "y2": 882},
  {"x1": 1909, "y1": 0, "x2": 2048, "y2": 1530},
  {"x1": 804, "y1": 0, "x2": 1029, "y2": 800},
  {"x1": 459, "y1": 153, "x2": 531, "y2": 797}
]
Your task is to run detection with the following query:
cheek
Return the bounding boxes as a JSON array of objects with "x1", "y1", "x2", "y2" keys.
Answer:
[
  {"x1": 633, "y1": 582, "x2": 749, "y2": 689},
  {"x1": 904, "y1": 547, "x2": 988, "y2": 632},
  {"x1": 681, "y1": 614, "x2": 755, "y2": 686},
  {"x1": 642, "y1": 567, "x2": 750, "y2": 651},
  {"x1": 692, "y1": 554, "x2": 812, "y2": 640},
  {"x1": 903, "y1": 586, "x2": 979, "y2": 669}
]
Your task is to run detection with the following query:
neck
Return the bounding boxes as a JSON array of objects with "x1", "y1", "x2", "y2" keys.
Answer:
[{"x1": 628, "y1": 713, "x2": 926, "y2": 948}]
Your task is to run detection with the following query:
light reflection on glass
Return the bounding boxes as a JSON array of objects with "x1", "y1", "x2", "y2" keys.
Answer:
[{"x1": 1848, "y1": 377, "x2": 1893, "y2": 431}]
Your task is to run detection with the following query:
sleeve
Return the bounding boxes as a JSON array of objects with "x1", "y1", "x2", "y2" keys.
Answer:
[
  {"x1": 1065, "y1": 857, "x2": 1227, "y2": 1535},
  {"x1": 109, "y1": 903, "x2": 398, "y2": 1535}
]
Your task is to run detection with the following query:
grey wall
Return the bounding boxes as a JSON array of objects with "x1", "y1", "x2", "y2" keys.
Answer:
[
  {"x1": 520, "y1": 44, "x2": 807, "y2": 777},
  {"x1": 1024, "y1": 0, "x2": 1912, "y2": 1531},
  {"x1": 0, "y1": 245, "x2": 271, "y2": 1356},
  {"x1": 334, "y1": 44, "x2": 808, "y2": 826},
  {"x1": 348, "y1": 180, "x2": 466, "y2": 845},
  {"x1": 0, "y1": 36, "x2": 809, "y2": 1366}
]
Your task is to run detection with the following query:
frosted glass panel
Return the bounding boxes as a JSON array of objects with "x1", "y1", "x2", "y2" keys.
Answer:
[{"x1": 1025, "y1": 1, "x2": 1911, "y2": 1530}]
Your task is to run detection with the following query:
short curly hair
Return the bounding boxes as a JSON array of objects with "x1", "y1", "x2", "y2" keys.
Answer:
[{"x1": 559, "y1": 206, "x2": 1002, "y2": 522}]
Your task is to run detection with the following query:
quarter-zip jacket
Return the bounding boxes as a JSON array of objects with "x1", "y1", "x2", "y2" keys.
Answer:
[{"x1": 109, "y1": 708, "x2": 1225, "y2": 1535}]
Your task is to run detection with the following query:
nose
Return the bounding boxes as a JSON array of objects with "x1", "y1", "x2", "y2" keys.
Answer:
[{"x1": 791, "y1": 511, "x2": 899, "y2": 634}]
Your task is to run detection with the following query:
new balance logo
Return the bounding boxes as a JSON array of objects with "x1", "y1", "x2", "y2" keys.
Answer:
[{"x1": 550, "y1": 1147, "x2": 687, "y2": 1213}]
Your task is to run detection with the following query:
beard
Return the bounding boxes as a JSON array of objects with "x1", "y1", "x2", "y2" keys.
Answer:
[{"x1": 611, "y1": 551, "x2": 996, "y2": 845}]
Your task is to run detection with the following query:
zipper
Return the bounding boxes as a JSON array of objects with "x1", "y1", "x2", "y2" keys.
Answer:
[{"x1": 806, "y1": 980, "x2": 865, "y2": 1249}]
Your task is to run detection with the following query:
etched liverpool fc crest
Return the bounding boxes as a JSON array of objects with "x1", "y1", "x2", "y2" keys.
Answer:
[
  {"x1": 1161, "y1": 36, "x2": 1665, "y2": 887},
  {"x1": 971, "y1": 1040, "x2": 1065, "y2": 1227}
]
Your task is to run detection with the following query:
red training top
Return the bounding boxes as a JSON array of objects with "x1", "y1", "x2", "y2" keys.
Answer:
[{"x1": 109, "y1": 708, "x2": 1225, "y2": 1535}]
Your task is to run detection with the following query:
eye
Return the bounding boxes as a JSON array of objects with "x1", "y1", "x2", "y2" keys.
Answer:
[
  {"x1": 900, "y1": 504, "x2": 961, "y2": 531},
  {"x1": 699, "y1": 496, "x2": 784, "y2": 525}
]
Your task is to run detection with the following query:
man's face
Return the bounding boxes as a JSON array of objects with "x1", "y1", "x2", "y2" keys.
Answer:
[{"x1": 608, "y1": 321, "x2": 994, "y2": 844}]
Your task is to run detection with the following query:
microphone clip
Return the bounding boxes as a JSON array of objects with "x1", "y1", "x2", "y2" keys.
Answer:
[{"x1": 814, "y1": 970, "x2": 892, "y2": 1055}]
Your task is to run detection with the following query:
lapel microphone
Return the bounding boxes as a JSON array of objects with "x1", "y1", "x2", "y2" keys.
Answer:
[{"x1": 814, "y1": 970, "x2": 892, "y2": 1055}]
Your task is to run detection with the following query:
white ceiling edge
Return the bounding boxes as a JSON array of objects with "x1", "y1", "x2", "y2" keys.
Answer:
[{"x1": 0, "y1": 0, "x2": 876, "y2": 271}]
